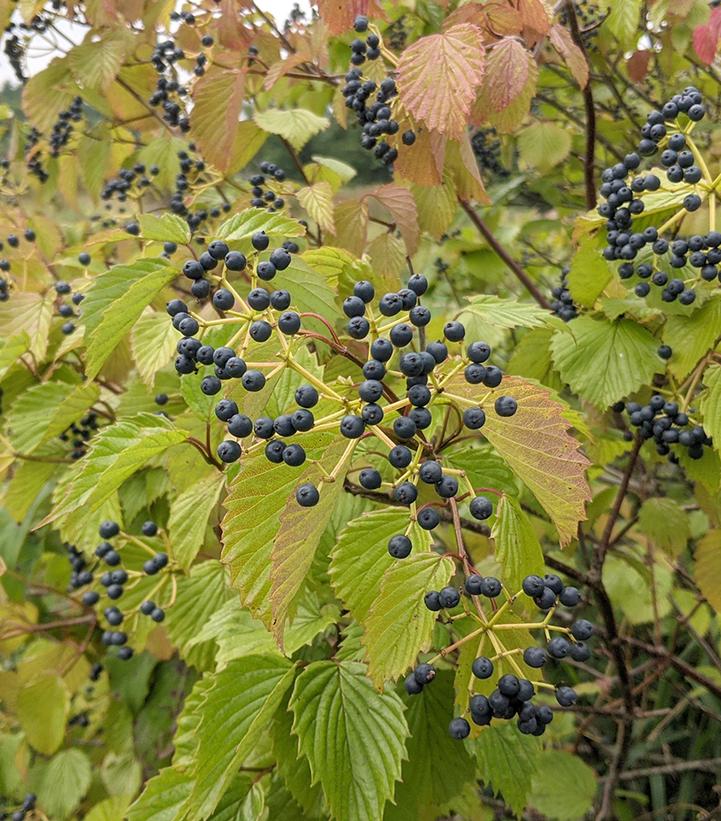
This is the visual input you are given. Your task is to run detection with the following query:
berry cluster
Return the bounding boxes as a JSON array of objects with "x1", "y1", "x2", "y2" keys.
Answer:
[
  {"x1": 597, "y1": 88, "x2": 716, "y2": 305},
  {"x1": 416, "y1": 573, "x2": 593, "y2": 739},
  {"x1": 550, "y1": 267, "x2": 578, "y2": 321},
  {"x1": 0, "y1": 792, "x2": 36, "y2": 821},
  {"x1": 0, "y1": 276, "x2": 8, "y2": 302},
  {"x1": 471, "y1": 128, "x2": 508, "y2": 179},
  {"x1": 25, "y1": 126, "x2": 48, "y2": 183},
  {"x1": 169, "y1": 146, "x2": 229, "y2": 232},
  {"x1": 249, "y1": 161, "x2": 287, "y2": 211},
  {"x1": 72, "y1": 520, "x2": 173, "y2": 662},
  {"x1": 100, "y1": 163, "x2": 157, "y2": 203},
  {"x1": 49, "y1": 97, "x2": 83, "y2": 157},
  {"x1": 340, "y1": 17, "x2": 416, "y2": 167},
  {"x1": 58, "y1": 411, "x2": 97, "y2": 460},
  {"x1": 54, "y1": 278, "x2": 85, "y2": 335},
  {"x1": 615, "y1": 396, "x2": 712, "y2": 459},
  {"x1": 3, "y1": 30, "x2": 25, "y2": 84},
  {"x1": 149, "y1": 39, "x2": 190, "y2": 131},
  {"x1": 168, "y1": 226, "x2": 517, "y2": 564}
]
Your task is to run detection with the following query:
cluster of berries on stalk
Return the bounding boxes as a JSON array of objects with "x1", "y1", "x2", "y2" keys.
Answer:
[
  {"x1": 0, "y1": 792, "x2": 36, "y2": 821},
  {"x1": 249, "y1": 161, "x2": 287, "y2": 211},
  {"x1": 0, "y1": 229, "x2": 39, "y2": 299},
  {"x1": 58, "y1": 411, "x2": 98, "y2": 460},
  {"x1": 549, "y1": 267, "x2": 578, "y2": 322},
  {"x1": 471, "y1": 129, "x2": 508, "y2": 179},
  {"x1": 54, "y1": 273, "x2": 86, "y2": 335},
  {"x1": 615, "y1": 396, "x2": 712, "y2": 460},
  {"x1": 341, "y1": 17, "x2": 416, "y2": 166},
  {"x1": 68, "y1": 520, "x2": 174, "y2": 663},
  {"x1": 597, "y1": 88, "x2": 719, "y2": 305},
  {"x1": 417, "y1": 573, "x2": 594, "y2": 739},
  {"x1": 101, "y1": 163, "x2": 158, "y2": 203}
]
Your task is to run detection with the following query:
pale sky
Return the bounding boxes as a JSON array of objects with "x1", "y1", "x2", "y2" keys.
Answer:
[{"x1": 0, "y1": 0, "x2": 312, "y2": 86}]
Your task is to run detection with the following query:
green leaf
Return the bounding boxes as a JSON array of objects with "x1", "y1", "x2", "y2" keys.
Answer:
[
  {"x1": 603, "y1": 552, "x2": 673, "y2": 625},
  {"x1": 443, "y1": 444, "x2": 519, "y2": 498},
  {"x1": 289, "y1": 660, "x2": 408, "y2": 820},
  {"x1": 637, "y1": 497, "x2": 690, "y2": 556},
  {"x1": 17, "y1": 673, "x2": 69, "y2": 755},
  {"x1": 185, "y1": 655, "x2": 295, "y2": 818},
  {"x1": 518, "y1": 121, "x2": 572, "y2": 172},
  {"x1": 605, "y1": 0, "x2": 641, "y2": 46},
  {"x1": 222, "y1": 432, "x2": 337, "y2": 624},
  {"x1": 330, "y1": 508, "x2": 405, "y2": 624},
  {"x1": 130, "y1": 310, "x2": 181, "y2": 387},
  {"x1": 41, "y1": 414, "x2": 187, "y2": 526},
  {"x1": 270, "y1": 437, "x2": 351, "y2": 644},
  {"x1": 529, "y1": 750, "x2": 597, "y2": 821},
  {"x1": 164, "y1": 560, "x2": 235, "y2": 670},
  {"x1": 271, "y1": 688, "x2": 326, "y2": 817},
  {"x1": 68, "y1": 31, "x2": 130, "y2": 90},
  {"x1": 458, "y1": 294, "x2": 555, "y2": 331},
  {"x1": 216, "y1": 208, "x2": 306, "y2": 246},
  {"x1": 0, "y1": 292, "x2": 53, "y2": 361},
  {"x1": 663, "y1": 296, "x2": 721, "y2": 381},
  {"x1": 254, "y1": 108, "x2": 330, "y2": 151},
  {"x1": 137, "y1": 213, "x2": 191, "y2": 244},
  {"x1": 281, "y1": 257, "x2": 338, "y2": 317},
  {"x1": 473, "y1": 723, "x2": 541, "y2": 816},
  {"x1": 386, "y1": 672, "x2": 476, "y2": 821},
  {"x1": 168, "y1": 471, "x2": 226, "y2": 570},
  {"x1": 568, "y1": 235, "x2": 614, "y2": 307},
  {"x1": 82, "y1": 258, "x2": 176, "y2": 378},
  {"x1": 550, "y1": 315, "x2": 659, "y2": 408},
  {"x1": 0, "y1": 333, "x2": 29, "y2": 380},
  {"x1": 296, "y1": 181, "x2": 335, "y2": 233},
  {"x1": 4, "y1": 458, "x2": 59, "y2": 521},
  {"x1": 364, "y1": 552, "x2": 453, "y2": 686},
  {"x1": 694, "y1": 530, "x2": 721, "y2": 614},
  {"x1": 5, "y1": 380, "x2": 99, "y2": 454},
  {"x1": 491, "y1": 494, "x2": 545, "y2": 591},
  {"x1": 85, "y1": 796, "x2": 132, "y2": 821},
  {"x1": 33, "y1": 748, "x2": 92, "y2": 819},
  {"x1": 127, "y1": 766, "x2": 192, "y2": 821}
]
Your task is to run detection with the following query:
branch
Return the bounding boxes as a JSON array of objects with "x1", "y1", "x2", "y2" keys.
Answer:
[
  {"x1": 457, "y1": 198, "x2": 551, "y2": 309},
  {"x1": 564, "y1": 0, "x2": 597, "y2": 209}
]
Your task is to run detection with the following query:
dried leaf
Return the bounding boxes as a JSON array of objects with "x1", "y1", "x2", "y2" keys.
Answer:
[{"x1": 366, "y1": 185, "x2": 419, "y2": 254}]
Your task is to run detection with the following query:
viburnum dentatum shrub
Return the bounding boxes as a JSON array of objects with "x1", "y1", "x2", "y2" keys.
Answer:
[{"x1": 4, "y1": 1, "x2": 721, "y2": 819}]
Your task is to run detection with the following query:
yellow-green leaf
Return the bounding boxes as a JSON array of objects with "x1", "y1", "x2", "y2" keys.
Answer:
[{"x1": 254, "y1": 108, "x2": 330, "y2": 151}]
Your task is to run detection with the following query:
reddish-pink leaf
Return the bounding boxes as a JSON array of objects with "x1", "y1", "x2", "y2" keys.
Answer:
[
  {"x1": 366, "y1": 185, "x2": 419, "y2": 254},
  {"x1": 317, "y1": 0, "x2": 384, "y2": 35},
  {"x1": 191, "y1": 66, "x2": 246, "y2": 173},
  {"x1": 394, "y1": 129, "x2": 446, "y2": 187},
  {"x1": 627, "y1": 49, "x2": 652, "y2": 82},
  {"x1": 397, "y1": 23, "x2": 485, "y2": 138},
  {"x1": 444, "y1": 375, "x2": 591, "y2": 546},
  {"x1": 518, "y1": 0, "x2": 550, "y2": 38},
  {"x1": 482, "y1": 37, "x2": 531, "y2": 112},
  {"x1": 693, "y1": 7, "x2": 721, "y2": 65},
  {"x1": 549, "y1": 24, "x2": 588, "y2": 88}
]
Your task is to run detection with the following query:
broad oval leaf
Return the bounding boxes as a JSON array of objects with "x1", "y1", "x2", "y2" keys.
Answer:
[
  {"x1": 397, "y1": 23, "x2": 485, "y2": 138},
  {"x1": 289, "y1": 660, "x2": 408, "y2": 821},
  {"x1": 443, "y1": 375, "x2": 590, "y2": 546},
  {"x1": 550, "y1": 315, "x2": 660, "y2": 408},
  {"x1": 82, "y1": 257, "x2": 176, "y2": 379}
]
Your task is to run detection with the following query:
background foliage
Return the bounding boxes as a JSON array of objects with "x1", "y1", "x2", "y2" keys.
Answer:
[{"x1": 1, "y1": 0, "x2": 721, "y2": 819}]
